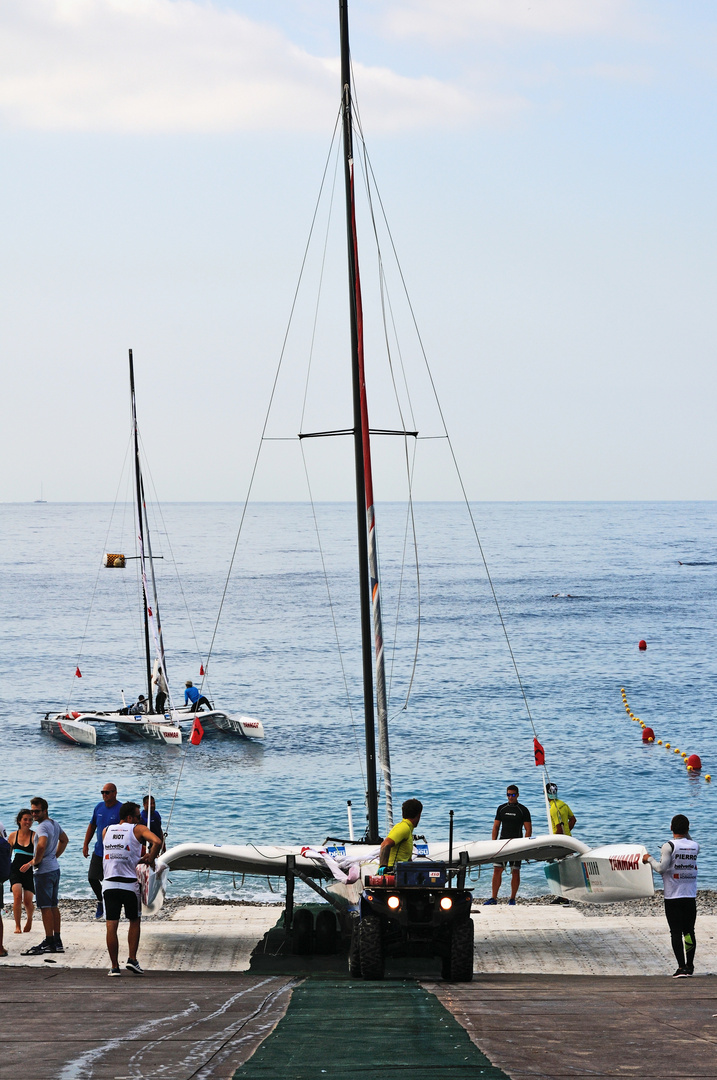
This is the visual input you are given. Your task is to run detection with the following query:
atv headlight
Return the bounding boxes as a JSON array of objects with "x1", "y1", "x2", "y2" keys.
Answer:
[
  {"x1": 440, "y1": 895, "x2": 453, "y2": 911},
  {"x1": 387, "y1": 894, "x2": 401, "y2": 910}
]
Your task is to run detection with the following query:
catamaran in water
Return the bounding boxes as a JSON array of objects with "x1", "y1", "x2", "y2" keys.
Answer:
[{"x1": 42, "y1": 352, "x2": 264, "y2": 749}]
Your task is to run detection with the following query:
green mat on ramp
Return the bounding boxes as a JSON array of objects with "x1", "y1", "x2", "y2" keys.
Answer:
[{"x1": 234, "y1": 978, "x2": 508, "y2": 1079}]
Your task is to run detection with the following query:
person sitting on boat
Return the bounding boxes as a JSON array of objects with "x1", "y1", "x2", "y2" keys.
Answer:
[
  {"x1": 184, "y1": 680, "x2": 211, "y2": 712},
  {"x1": 546, "y1": 782, "x2": 576, "y2": 836},
  {"x1": 377, "y1": 798, "x2": 423, "y2": 874},
  {"x1": 129, "y1": 695, "x2": 149, "y2": 715}
]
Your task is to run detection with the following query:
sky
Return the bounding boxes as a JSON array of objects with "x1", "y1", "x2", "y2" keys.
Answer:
[{"x1": 2, "y1": 0, "x2": 717, "y2": 502}]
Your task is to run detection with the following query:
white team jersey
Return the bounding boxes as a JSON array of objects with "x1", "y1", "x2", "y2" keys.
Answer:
[
  {"x1": 102, "y1": 822, "x2": 143, "y2": 894},
  {"x1": 663, "y1": 837, "x2": 699, "y2": 899}
]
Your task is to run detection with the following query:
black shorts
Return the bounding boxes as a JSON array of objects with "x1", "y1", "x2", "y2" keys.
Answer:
[
  {"x1": 9, "y1": 868, "x2": 35, "y2": 893},
  {"x1": 103, "y1": 888, "x2": 141, "y2": 921}
]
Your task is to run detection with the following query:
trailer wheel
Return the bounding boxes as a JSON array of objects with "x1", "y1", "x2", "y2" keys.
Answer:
[
  {"x1": 348, "y1": 919, "x2": 362, "y2": 977},
  {"x1": 315, "y1": 909, "x2": 337, "y2": 955},
  {"x1": 291, "y1": 908, "x2": 314, "y2": 955},
  {"x1": 448, "y1": 917, "x2": 474, "y2": 982},
  {"x1": 359, "y1": 914, "x2": 384, "y2": 980}
]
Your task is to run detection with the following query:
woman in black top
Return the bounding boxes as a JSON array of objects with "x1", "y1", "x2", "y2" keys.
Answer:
[{"x1": 8, "y1": 809, "x2": 34, "y2": 934}]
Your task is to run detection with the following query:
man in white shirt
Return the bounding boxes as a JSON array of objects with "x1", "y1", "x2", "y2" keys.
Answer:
[
  {"x1": 102, "y1": 801, "x2": 162, "y2": 976},
  {"x1": 642, "y1": 813, "x2": 699, "y2": 977}
]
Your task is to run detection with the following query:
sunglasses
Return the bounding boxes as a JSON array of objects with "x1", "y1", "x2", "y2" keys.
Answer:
[{"x1": 506, "y1": 792, "x2": 518, "y2": 797}]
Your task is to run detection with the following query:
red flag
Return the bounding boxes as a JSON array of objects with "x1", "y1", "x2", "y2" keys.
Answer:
[
  {"x1": 533, "y1": 737, "x2": 545, "y2": 766},
  {"x1": 189, "y1": 716, "x2": 204, "y2": 746},
  {"x1": 75, "y1": 667, "x2": 82, "y2": 678},
  {"x1": 199, "y1": 664, "x2": 205, "y2": 676}
]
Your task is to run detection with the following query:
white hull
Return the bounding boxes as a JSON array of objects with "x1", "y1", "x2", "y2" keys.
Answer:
[
  {"x1": 545, "y1": 844, "x2": 654, "y2": 902},
  {"x1": 41, "y1": 707, "x2": 264, "y2": 746},
  {"x1": 41, "y1": 715, "x2": 97, "y2": 747}
]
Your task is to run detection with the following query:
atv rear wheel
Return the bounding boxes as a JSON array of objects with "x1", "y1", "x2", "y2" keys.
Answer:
[
  {"x1": 447, "y1": 917, "x2": 474, "y2": 982},
  {"x1": 349, "y1": 919, "x2": 362, "y2": 976},
  {"x1": 359, "y1": 914, "x2": 384, "y2": 980}
]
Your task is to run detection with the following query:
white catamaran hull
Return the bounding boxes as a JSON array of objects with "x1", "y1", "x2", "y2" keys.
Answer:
[
  {"x1": 42, "y1": 708, "x2": 264, "y2": 746},
  {"x1": 544, "y1": 844, "x2": 654, "y2": 903},
  {"x1": 41, "y1": 715, "x2": 97, "y2": 747},
  {"x1": 150, "y1": 833, "x2": 652, "y2": 911}
]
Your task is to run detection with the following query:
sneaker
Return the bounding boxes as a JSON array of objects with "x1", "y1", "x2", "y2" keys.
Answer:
[
  {"x1": 508, "y1": 898, "x2": 517, "y2": 906},
  {"x1": 22, "y1": 940, "x2": 56, "y2": 956},
  {"x1": 95, "y1": 903, "x2": 104, "y2": 920},
  {"x1": 125, "y1": 958, "x2": 144, "y2": 975},
  {"x1": 108, "y1": 967, "x2": 122, "y2": 977},
  {"x1": 685, "y1": 968, "x2": 694, "y2": 977},
  {"x1": 673, "y1": 968, "x2": 689, "y2": 978},
  {"x1": 53, "y1": 938, "x2": 64, "y2": 954},
  {"x1": 483, "y1": 898, "x2": 497, "y2": 906}
]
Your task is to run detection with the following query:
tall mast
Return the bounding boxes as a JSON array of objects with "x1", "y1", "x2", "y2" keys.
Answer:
[
  {"x1": 339, "y1": 0, "x2": 388, "y2": 842},
  {"x1": 129, "y1": 349, "x2": 153, "y2": 709}
]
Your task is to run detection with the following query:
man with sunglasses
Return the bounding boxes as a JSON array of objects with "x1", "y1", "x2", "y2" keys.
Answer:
[
  {"x1": 484, "y1": 785, "x2": 532, "y2": 906},
  {"x1": 20, "y1": 797, "x2": 68, "y2": 955},
  {"x1": 83, "y1": 782, "x2": 122, "y2": 921}
]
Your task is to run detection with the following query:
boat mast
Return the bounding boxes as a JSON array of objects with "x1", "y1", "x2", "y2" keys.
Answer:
[
  {"x1": 339, "y1": 0, "x2": 382, "y2": 844},
  {"x1": 129, "y1": 349, "x2": 154, "y2": 711}
]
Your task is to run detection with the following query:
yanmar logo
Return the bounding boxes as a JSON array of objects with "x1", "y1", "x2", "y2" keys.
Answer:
[
  {"x1": 609, "y1": 854, "x2": 640, "y2": 871},
  {"x1": 243, "y1": 722, "x2": 259, "y2": 728},
  {"x1": 163, "y1": 730, "x2": 180, "y2": 739}
]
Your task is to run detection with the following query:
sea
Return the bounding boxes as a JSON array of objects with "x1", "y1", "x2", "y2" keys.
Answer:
[{"x1": 2, "y1": 500, "x2": 716, "y2": 901}]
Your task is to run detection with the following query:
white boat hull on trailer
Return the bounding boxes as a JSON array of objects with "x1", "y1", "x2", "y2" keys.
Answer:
[{"x1": 152, "y1": 833, "x2": 653, "y2": 911}]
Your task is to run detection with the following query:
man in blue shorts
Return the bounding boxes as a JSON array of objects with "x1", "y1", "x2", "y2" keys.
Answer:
[
  {"x1": 102, "y1": 802, "x2": 162, "y2": 976},
  {"x1": 20, "y1": 797, "x2": 68, "y2": 955},
  {"x1": 484, "y1": 785, "x2": 532, "y2": 906}
]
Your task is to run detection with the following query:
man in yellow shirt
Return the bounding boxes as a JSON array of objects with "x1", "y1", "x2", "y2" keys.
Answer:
[
  {"x1": 378, "y1": 799, "x2": 423, "y2": 871},
  {"x1": 546, "y1": 783, "x2": 576, "y2": 835}
]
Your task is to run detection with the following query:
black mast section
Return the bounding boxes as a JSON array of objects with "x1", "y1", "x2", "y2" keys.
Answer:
[
  {"x1": 129, "y1": 349, "x2": 154, "y2": 712},
  {"x1": 339, "y1": 0, "x2": 380, "y2": 843}
]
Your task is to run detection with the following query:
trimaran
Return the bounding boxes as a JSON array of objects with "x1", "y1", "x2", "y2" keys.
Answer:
[
  {"x1": 153, "y1": 0, "x2": 652, "y2": 911},
  {"x1": 42, "y1": 352, "x2": 264, "y2": 749}
]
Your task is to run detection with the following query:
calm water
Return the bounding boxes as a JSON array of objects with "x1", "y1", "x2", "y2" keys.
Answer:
[{"x1": 1, "y1": 500, "x2": 716, "y2": 900}]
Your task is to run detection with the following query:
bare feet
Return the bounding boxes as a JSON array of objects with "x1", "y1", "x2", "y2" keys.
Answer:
[
  {"x1": 23, "y1": 919, "x2": 32, "y2": 933},
  {"x1": 14, "y1": 928, "x2": 22, "y2": 934}
]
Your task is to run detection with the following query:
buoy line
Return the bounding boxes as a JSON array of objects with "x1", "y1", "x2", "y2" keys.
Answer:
[{"x1": 620, "y1": 687, "x2": 710, "y2": 781}]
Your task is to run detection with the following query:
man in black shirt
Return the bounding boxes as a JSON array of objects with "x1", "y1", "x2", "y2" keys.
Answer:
[{"x1": 484, "y1": 785, "x2": 532, "y2": 906}]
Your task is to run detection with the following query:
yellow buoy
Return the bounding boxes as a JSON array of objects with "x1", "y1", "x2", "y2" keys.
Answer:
[
  {"x1": 657, "y1": 739, "x2": 662, "y2": 745},
  {"x1": 674, "y1": 748, "x2": 680, "y2": 754},
  {"x1": 665, "y1": 743, "x2": 671, "y2": 748},
  {"x1": 681, "y1": 752, "x2": 688, "y2": 758},
  {"x1": 687, "y1": 765, "x2": 692, "y2": 771},
  {"x1": 648, "y1": 737, "x2": 654, "y2": 743},
  {"x1": 706, "y1": 775, "x2": 712, "y2": 782}
]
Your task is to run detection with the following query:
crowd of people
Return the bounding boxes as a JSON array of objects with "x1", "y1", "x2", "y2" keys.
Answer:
[
  {"x1": 0, "y1": 785, "x2": 163, "y2": 975},
  {"x1": 0, "y1": 781, "x2": 701, "y2": 979}
]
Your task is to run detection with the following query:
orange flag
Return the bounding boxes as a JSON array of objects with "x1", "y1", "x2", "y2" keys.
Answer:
[{"x1": 75, "y1": 667, "x2": 82, "y2": 678}]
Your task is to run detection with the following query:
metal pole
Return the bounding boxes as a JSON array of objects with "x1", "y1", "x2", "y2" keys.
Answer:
[
  {"x1": 129, "y1": 350, "x2": 153, "y2": 707},
  {"x1": 339, "y1": 0, "x2": 379, "y2": 843}
]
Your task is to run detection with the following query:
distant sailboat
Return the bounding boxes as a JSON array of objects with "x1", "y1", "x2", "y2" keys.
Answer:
[{"x1": 34, "y1": 483, "x2": 47, "y2": 503}]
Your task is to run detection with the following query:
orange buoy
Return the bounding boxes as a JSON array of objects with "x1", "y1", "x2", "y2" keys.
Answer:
[
  {"x1": 687, "y1": 754, "x2": 702, "y2": 771},
  {"x1": 642, "y1": 727, "x2": 655, "y2": 743},
  {"x1": 638, "y1": 640, "x2": 647, "y2": 651}
]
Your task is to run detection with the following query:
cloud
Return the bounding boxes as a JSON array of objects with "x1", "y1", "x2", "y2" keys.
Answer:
[
  {"x1": 383, "y1": 0, "x2": 648, "y2": 42},
  {"x1": 0, "y1": 0, "x2": 518, "y2": 134}
]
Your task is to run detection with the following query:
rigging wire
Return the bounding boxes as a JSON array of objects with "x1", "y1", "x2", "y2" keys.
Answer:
[
  {"x1": 294, "y1": 126, "x2": 368, "y2": 784},
  {"x1": 165, "y1": 107, "x2": 344, "y2": 841},
  {"x1": 357, "y1": 145, "x2": 548, "y2": 763},
  {"x1": 351, "y1": 95, "x2": 422, "y2": 715},
  {"x1": 300, "y1": 444, "x2": 366, "y2": 789}
]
